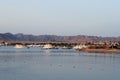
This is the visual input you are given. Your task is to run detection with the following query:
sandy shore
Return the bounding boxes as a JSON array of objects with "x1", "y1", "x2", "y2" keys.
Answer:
[{"x1": 79, "y1": 49, "x2": 120, "y2": 53}]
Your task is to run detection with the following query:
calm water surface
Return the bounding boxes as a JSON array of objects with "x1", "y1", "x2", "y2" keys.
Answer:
[{"x1": 0, "y1": 46, "x2": 120, "y2": 80}]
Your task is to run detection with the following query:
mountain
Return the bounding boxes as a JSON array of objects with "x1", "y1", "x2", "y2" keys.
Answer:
[
  {"x1": 0, "y1": 33, "x2": 119, "y2": 42},
  {"x1": 0, "y1": 33, "x2": 17, "y2": 41}
]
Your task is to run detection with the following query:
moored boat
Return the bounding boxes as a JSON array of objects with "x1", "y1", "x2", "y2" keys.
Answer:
[
  {"x1": 43, "y1": 44, "x2": 54, "y2": 49},
  {"x1": 73, "y1": 45, "x2": 87, "y2": 50},
  {"x1": 14, "y1": 44, "x2": 24, "y2": 48}
]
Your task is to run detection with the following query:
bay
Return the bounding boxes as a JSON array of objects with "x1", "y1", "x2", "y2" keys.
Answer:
[{"x1": 0, "y1": 46, "x2": 120, "y2": 80}]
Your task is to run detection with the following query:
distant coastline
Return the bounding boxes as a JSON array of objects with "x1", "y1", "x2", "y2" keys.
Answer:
[{"x1": 0, "y1": 33, "x2": 120, "y2": 53}]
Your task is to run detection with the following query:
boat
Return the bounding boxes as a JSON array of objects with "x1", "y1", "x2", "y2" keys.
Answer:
[
  {"x1": 43, "y1": 44, "x2": 54, "y2": 49},
  {"x1": 14, "y1": 44, "x2": 24, "y2": 48},
  {"x1": 73, "y1": 45, "x2": 87, "y2": 50},
  {"x1": 61, "y1": 46, "x2": 72, "y2": 49}
]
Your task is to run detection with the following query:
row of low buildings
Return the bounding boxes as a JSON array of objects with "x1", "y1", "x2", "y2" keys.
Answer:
[
  {"x1": 1, "y1": 41, "x2": 120, "y2": 50},
  {"x1": 0, "y1": 41, "x2": 8, "y2": 46},
  {"x1": 85, "y1": 41, "x2": 120, "y2": 49}
]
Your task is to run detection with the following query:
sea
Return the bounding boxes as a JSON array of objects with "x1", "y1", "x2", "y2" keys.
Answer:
[{"x1": 0, "y1": 46, "x2": 120, "y2": 80}]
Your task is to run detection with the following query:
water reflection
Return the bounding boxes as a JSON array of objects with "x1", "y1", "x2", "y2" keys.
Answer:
[{"x1": 0, "y1": 48, "x2": 120, "y2": 65}]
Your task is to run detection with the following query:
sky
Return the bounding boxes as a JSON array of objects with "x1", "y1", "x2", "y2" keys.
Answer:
[{"x1": 0, "y1": 0, "x2": 120, "y2": 37}]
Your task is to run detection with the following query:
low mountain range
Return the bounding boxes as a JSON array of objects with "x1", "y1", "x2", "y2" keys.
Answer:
[{"x1": 0, "y1": 33, "x2": 120, "y2": 42}]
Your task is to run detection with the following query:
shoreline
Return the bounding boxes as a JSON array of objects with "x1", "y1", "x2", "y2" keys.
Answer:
[{"x1": 79, "y1": 49, "x2": 120, "y2": 53}]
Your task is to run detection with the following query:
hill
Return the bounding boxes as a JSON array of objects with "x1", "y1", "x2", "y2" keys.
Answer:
[{"x1": 0, "y1": 33, "x2": 119, "y2": 42}]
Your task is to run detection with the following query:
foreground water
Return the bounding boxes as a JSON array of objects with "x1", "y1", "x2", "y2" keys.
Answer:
[{"x1": 0, "y1": 46, "x2": 120, "y2": 80}]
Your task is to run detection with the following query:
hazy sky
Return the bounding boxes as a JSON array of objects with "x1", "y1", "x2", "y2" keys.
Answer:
[{"x1": 0, "y1": 0, "x2": 120, "y2": 36}]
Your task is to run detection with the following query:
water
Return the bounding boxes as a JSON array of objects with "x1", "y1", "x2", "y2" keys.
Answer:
[{"x1": 0, "y1": 46, "x2": 120, "y2": 80}]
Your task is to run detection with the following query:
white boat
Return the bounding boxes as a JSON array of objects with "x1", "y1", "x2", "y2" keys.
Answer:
[
  {"x1": 43, "y1": 44, "x2": 53, "y2": 49},
  {"x1": 14, "y1": 44, "x2": 24, "y2": 48},
  {"x1": 73, "y1": 45, "x2": 87, "y2": 50},
  {"x1": 61, "y1": 46, "x2": 72, "y2": 49}
]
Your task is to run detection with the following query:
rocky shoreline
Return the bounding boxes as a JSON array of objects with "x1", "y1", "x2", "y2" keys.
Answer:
[{"x1": 80, "y1": 49, "x2": 120, "y2": 53}]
